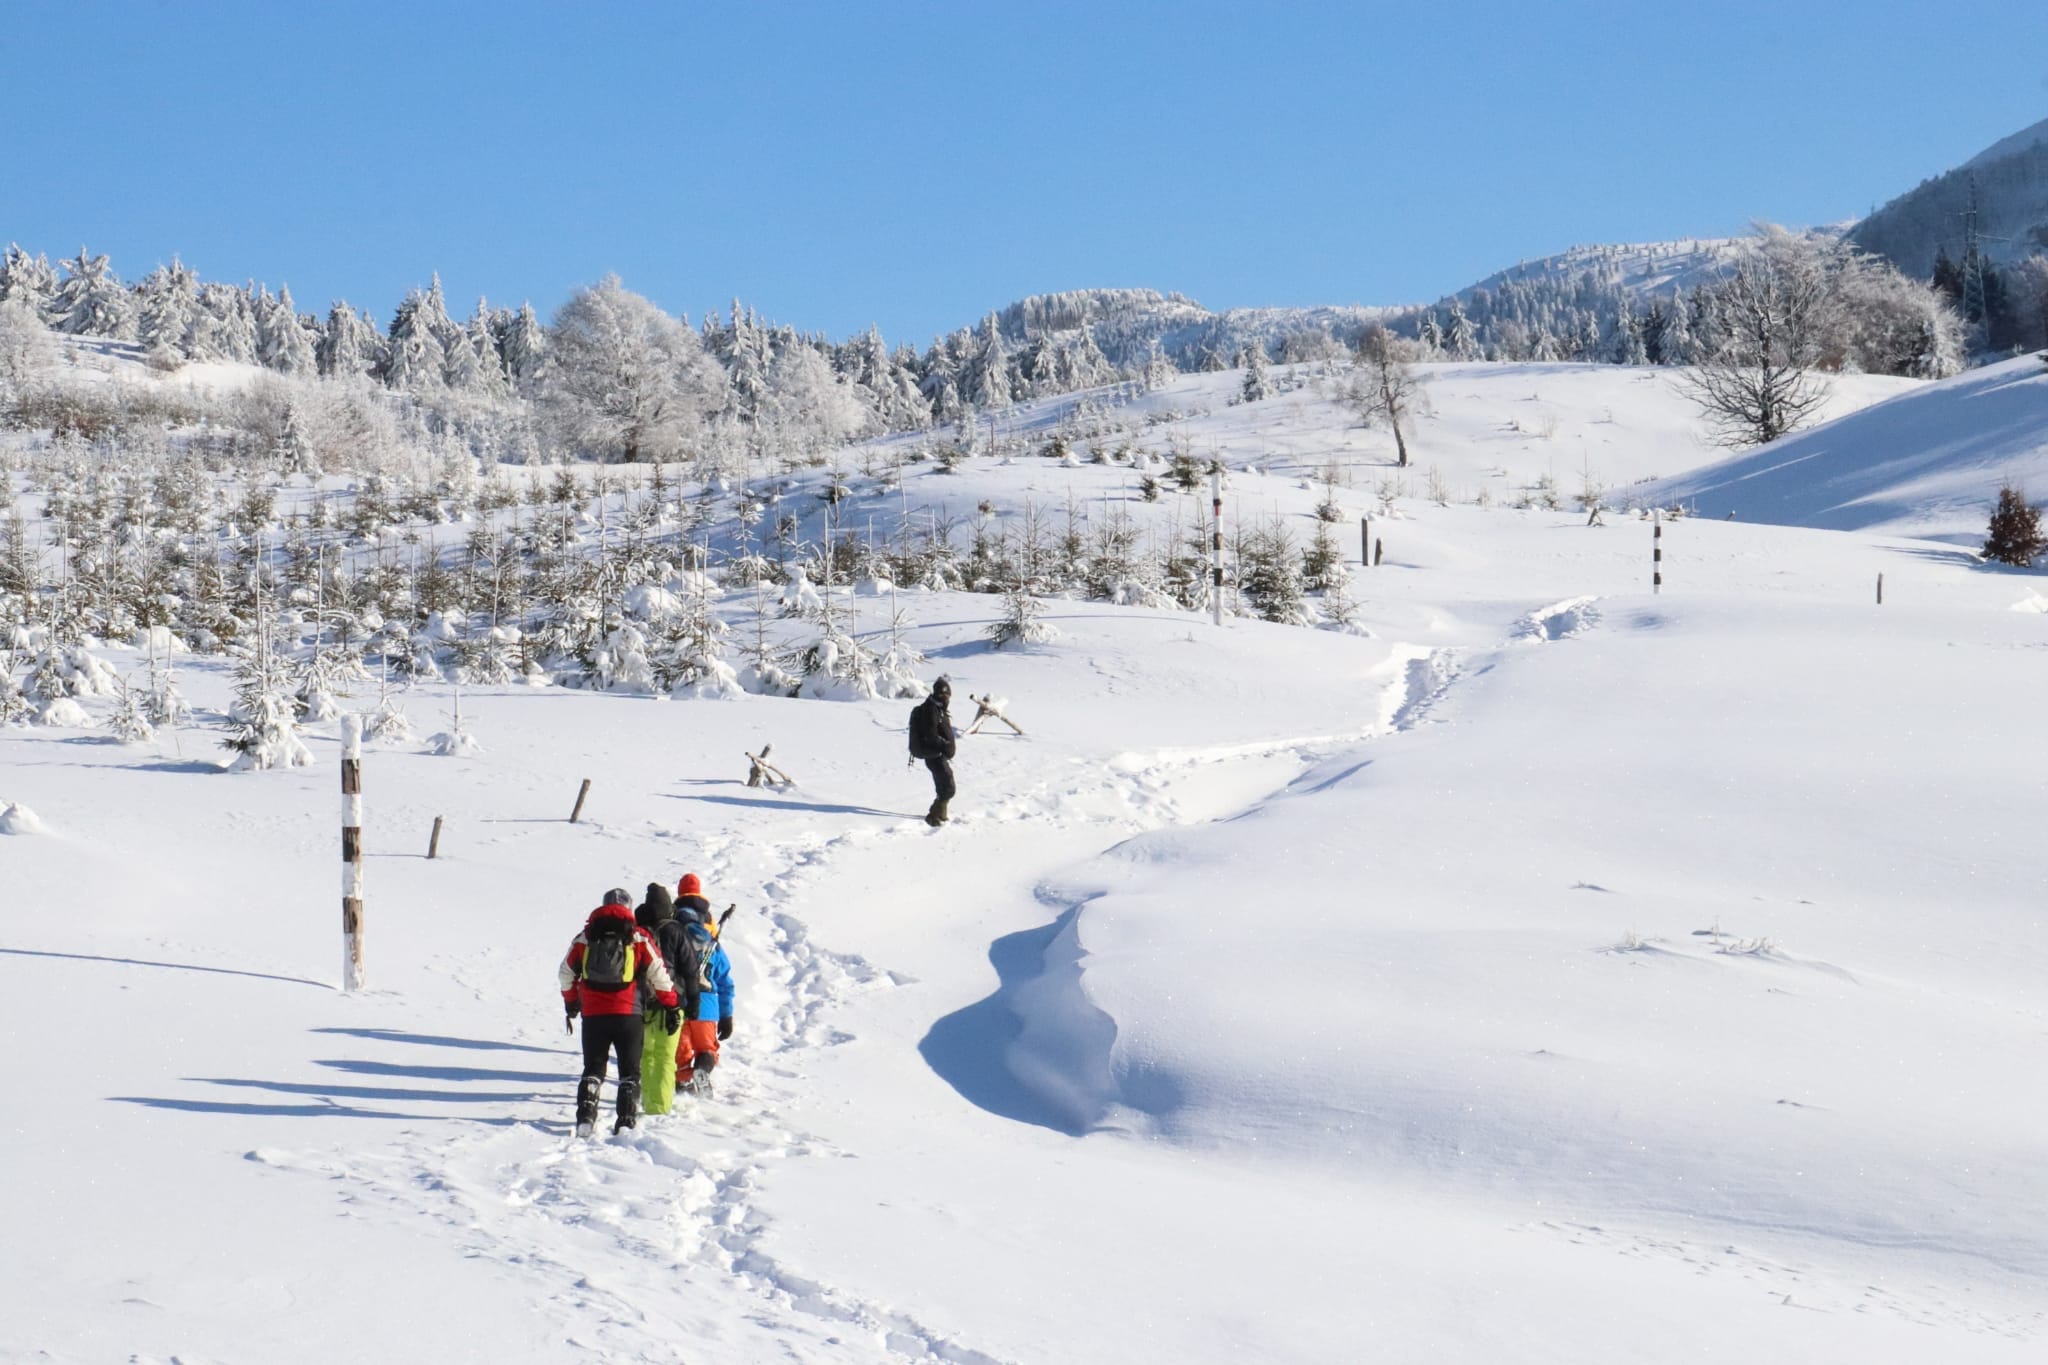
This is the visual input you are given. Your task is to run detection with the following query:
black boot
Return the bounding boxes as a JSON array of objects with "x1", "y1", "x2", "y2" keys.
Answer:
[
  {"x1": 925, "y1": 801, "x2": 943, "y2": 827},
  {"x1": 575, "y1": 1076, "x2": 602, "y2": 1135},
  {"x1": 613, "y1": 1077, "x2": 640, "y2": 1134},
  {"x1": 934, "y1": 799, "x2": 950, "y2": 823}
]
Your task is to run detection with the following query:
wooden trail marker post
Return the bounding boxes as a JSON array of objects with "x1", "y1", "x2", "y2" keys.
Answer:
[
  {"x1": 1876, "y1": 573, "x2": 1884, "y2": 606},
  {"x1": 570, "y1": 778, "x2": 592, "y2": 823},
  {"x1": 1360, "y1": 516, "x2": 1370, "y2": 566},
  {"x1": 341, "y1": 715, "x2": 365, "y2": 992},
  {"x1": 428, "y1": 816, "x2": 444, "y2": 859}
]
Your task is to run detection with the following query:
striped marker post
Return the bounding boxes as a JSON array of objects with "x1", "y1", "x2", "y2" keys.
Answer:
[
  {"x1": 1210, "y1": 467, "x2": 1224, "y2": 627},
  {"x1": 341, "y1": 715, "x2": 366, "y2": 992},
  {"x1": 1653, "y1": 515, "x2": 1663, "y2": 595}
]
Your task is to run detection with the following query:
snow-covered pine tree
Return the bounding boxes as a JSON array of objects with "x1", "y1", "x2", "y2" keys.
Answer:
[
  {"x1": 987, "y1": 585, "x2": 1057, "y2": 649},
  {"x1": 1238, "y1": 519, "x2": 1310, "y2": 624},
  {"x1": 1240, "y1": 341, "x2": 1272, "y2": 402},
  {"x1": 1982, "y1": 486, "x2": 2044, "y2": 566},
  {"x1": 52, "y1": 249, "x2": 136, "y2": 340},
  {"x1": 0, "y1": 244, "x2": 60, "y2": 324},
  {"x1": 498, "y1": 301, "x2": 546, "y2": 397},
  {"x1": 0, "y1": 652, "x2": 31, "y2": 726},
  {"x1": 190, "y1": 281, "x2": 258, "y2": 361},
  {"x1": 1301, "y1": 516, "x2": 1343, "y2": 590},
  {"x1": 381, "y1": 281, "x2": 451, "y2": 390},
  {"x1": 107, "y1": 674, "x2": 156, "y2": 744},
  {"x1": 317, "y1": 301, "x2": 384, "y2": 378},
  {"x1": 257, "y1": 285, "x2": 319, "y2": 375},
  {"x1": 961, "y1": 314, "x2": 1013, "y2": 410},
  {"x1": 135, "y1": 257, "x2": 201, "y2": 360},
  {"x1": 222, "y1": 619, "x2": 313, "y2": 770}
]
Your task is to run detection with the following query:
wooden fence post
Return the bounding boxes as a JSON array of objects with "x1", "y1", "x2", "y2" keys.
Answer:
[
  {"x1": 1876, "y1": 573, "x2": 1883, "y2": 606},
  {"x1": 570, "y1": 778, "x2": 592, "y2": 823},
  {"x1": 428, "y1": 815, "x2": 444, "y2": 859},
  {"x1": 341, "y1": 715, "x2": 365, "y2": 992}
]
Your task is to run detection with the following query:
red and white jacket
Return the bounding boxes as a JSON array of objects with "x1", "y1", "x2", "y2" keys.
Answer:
[{"x1": 558, "y1": 904, "x2": 680, "y2": 1017}]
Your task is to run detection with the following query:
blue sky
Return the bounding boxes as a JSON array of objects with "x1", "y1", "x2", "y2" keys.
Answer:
[{"x1": 3, "y1": 2, "x2": 2045, "y2": 343}]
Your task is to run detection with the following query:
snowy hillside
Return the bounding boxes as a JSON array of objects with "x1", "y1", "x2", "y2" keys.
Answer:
[
  {"x1": 7, "y1": 358, "x2": 2048, "y2": 1363},
  {"x1": 974, "y1": 286, "x2": 1397, "y2": 371},
  {"x1": 1650, "y1": 353, "x2": 2048, "y2": 540},
  {"x1": 1850, "y1": 118, "x2": 2048, "y2": 275},
  {"x1": 1451, "y1": 236, "x2": 1755, "y2": 306}
]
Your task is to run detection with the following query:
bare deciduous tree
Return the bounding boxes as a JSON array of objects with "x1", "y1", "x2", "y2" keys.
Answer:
[
  {"x1": 1346, "y1": 323, "x2": 1422, "y2": 467},
  {"x1": 1681, "y1": 231, "x2": 1834, "y2": 448}
]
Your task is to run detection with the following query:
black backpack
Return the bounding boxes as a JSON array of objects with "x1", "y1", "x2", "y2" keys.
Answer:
[{"x1": 579, "y1": 917, "x2": 638, "y2": 993}]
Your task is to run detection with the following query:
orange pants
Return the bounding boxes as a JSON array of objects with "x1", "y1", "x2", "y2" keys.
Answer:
[{"x1": 675, "y1": 1019, "x2": 720, "y2": 1077}]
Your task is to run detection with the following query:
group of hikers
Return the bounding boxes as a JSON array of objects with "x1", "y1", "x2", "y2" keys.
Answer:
[
  {"x1": 557, "y1": 674, "x2": 977, "y2": 1134},
  {"x1": 558, "y1": 873, "x2": 736, "y2": 1136}
]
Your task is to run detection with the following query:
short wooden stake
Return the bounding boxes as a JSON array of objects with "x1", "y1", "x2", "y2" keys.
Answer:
[
  {"x1": 570, "y1": 778, "x2": 592, "y2": 823},
  {"x1": 1360, "y1": 516, "x2": 1370, "y2": 566},
  {"x1": 341, "y1": 715, "x2": 365, "y2": 992},
  {"x1": 1373, "y1": 537, "x2": 1384, "y2": 567},
  {"x1": 1876, "y1": 573, "x2": 1883, "y2": 606},
  {"x1": 428, "y1": 815, "x2": 444, "y2": 859}
]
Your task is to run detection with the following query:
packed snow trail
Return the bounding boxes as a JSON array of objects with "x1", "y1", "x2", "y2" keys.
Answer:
[{"x1": 215, "y1": 613, "x2": 1456, "y2": 1363}]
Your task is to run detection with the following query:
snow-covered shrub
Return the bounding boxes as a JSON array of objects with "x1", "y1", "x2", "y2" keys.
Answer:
[
  {"x1": 363, "y1": 694, "x2": 415, "y2": 745},
  {"x1": 106, "y1": 676, "x2": 156, "y2": 743},
  {"x1": 222, "y1": 643, "x2": 313, "y2": 771},
  {"x1": 37, "y1": 696, "x2": 92, "y2": 727},
  {"x1": 0, "y1": 801, "x2": 46, "y2": 835},
  {"x1": 987, "y1": 588, "x2": 1059, "y2": 649}
]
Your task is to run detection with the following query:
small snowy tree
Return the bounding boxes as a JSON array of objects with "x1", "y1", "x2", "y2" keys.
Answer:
[
  {"x1": 1982, "y1": 486, "x2": 2044, "y2": 567},
  {"x1": 1347, "y1": 324, "x2": 1422, "y2": 467},
  {"x1": 222, "y1": 629, "x2": 313, "y2": 771},
  {"x1": 1240, "y1": 342, "x2": 1272, "y2": 403},
  {"x1": 106, "y1": 675, "x2": 156, "y2": 744},
  {"x1": 987, "y1": 587, "x2": 1058, "y2": 649}
]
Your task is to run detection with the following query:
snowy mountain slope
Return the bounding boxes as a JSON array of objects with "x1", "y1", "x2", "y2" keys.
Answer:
[
  {"x1": 977, "y1": 286, "x2": 1398, "y2": 369},
  {"x1": 851, "y1": 362, "x2": 1916, "y2": 529},
  {"x1": 7, "y1": 359, "x2": 2047, "y2": 1362},
  {"x1": 1450, "y1": 236, "x2": 1753, "y2": 305},
  {"x1": 1648, "y1": 353, "x2": 2048, "y2": 539},
  {"x1": 1850, "y1": 118, "x2": 2048, "y2": 275}
]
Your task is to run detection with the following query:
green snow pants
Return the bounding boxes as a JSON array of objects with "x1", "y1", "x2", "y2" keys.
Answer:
[{"x1": 641, "y1": 1013, "x2": 681, "y2": 1115}]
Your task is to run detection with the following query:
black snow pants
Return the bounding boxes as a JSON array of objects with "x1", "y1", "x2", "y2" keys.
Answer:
[
  {"x1": 925, "y1": 756, "x2": 956, "y2": 810},
  {"x1": 577, "y1": 1013, "x2": 644, "y2": 1123}
]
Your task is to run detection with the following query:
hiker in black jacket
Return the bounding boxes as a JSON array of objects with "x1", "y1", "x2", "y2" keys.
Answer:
[
  {"x1": 908, "y1": 676, "x2": 957, "y2": 827},
  {"x1": 636, "y1": 882, "x2": 701, "y2": 1115}
]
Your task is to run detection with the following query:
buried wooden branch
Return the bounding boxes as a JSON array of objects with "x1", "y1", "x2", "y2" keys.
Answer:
[
  {"x1": 746, "y1": 744, "x2": 795, "y2": 788},
  {"x1": 964, "y1": 693, "x2": 1026, "y2": 736}
]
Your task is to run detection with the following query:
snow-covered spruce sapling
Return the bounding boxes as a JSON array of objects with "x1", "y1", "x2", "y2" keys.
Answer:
[
  {"x1": 1981, "y1": 486, "x2": 2043, "y2": 566},
  {"x1": 106, "y1": 674, "x2": 155, "y2": 744},
  {"x1": 221, "y1": 642, "x2": 312, "y2": 771},
  {"x1": 987, "y1": 587, "x2": 1058, "y2": 649}
]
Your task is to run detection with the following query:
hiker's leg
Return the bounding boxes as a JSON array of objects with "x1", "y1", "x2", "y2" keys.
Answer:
[{"x1": 614, "y1": 1016, "x2": 644, "y2": 1123}]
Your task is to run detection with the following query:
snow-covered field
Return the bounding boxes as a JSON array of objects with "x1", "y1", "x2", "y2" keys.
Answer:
[
  {"x1": 5, "y1": 360, "x2": 2046, "y2": 1363},
  {"x1": 1655, "y1": 353, "x2": 2048, "y2": 542}
]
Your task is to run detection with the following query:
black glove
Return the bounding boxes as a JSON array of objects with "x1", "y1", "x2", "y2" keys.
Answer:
[
  {"x1": 664, "y1": 1006, "x2": 682, "y2": 1034},
  {"x1": 717, "y1": 1016, "x2": 733, "y2": 1041},
  {"x1": 565, "y1": 998, "x2": 581, "y2": 1021}
]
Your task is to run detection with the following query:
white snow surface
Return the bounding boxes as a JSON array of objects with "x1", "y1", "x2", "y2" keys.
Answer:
[
  {"x1": 5, "y1": 361, "x2": 2047, "y2": 1363},
  {"x1": 1653, "y1": 354, "x2": 2048, "y2": 540}
]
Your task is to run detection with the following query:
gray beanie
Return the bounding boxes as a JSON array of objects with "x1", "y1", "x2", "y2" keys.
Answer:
[{"x1": 602, "y1": 887, "x2": 632, "y2": 906}]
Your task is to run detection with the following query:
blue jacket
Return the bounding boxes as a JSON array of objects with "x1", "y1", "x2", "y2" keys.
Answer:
[{"x1": 684, "y1": 921, "x2": 735, "y2": 1022}]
